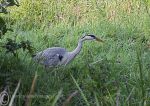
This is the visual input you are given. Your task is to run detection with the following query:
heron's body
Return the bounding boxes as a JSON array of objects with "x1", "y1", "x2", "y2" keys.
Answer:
[
  {"x1": 34, "y1": 47, "x2": 67, "y2": 67},
  {"x1": 33, "y1": 34, "x2": 103, "y2": 68}
]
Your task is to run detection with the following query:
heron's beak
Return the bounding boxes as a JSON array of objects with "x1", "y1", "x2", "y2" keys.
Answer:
[{"x1": 95, "y1": 37, "x2": 104, "y2": 42}]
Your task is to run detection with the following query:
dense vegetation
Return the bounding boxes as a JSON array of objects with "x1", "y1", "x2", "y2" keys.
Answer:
[{"x1": 0, "y1": 0, "x2": 150, "y2": 106}]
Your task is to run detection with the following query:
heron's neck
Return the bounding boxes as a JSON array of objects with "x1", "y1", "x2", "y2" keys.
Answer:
[
  {"x1": 69, "y1": 39, "x2": 83, "y2": 58},
  {"x1": 64, "y1": 39, "x2": 85, "y2": 65}
]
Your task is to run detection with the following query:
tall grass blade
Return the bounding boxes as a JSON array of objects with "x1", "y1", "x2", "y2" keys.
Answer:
[
  {"x1": 25, "y1": 71, "x2": 38, "y2": 106},
  {"x1": 125, "y1": 87, "x2": 135, "y2": 103},
  {"x1": 70, "y1": 74, "x2": 90, "y2": 106},
  {"x1": 136, "y1": 42, "x2": 145, "y2": 105},
  {"x1": 51, "y1": 89, "x2": 62, "y2": 106},
  {"x1": 9, "y1": 79, "x2": 21, "y2": 106},
  {"x1": 62, "y1": 90, "x2": 78, "y2": 106},
  {"x1": 116, "y1": 88, "x2": 120, "y2": 106},
  {"x1": 94, "y1": 92, "x2": 100, "y2": 106}
]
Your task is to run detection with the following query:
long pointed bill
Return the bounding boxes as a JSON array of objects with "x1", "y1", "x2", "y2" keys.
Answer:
[{"x1": 95, "y1": 37, "x2": 104, "y2": 42}]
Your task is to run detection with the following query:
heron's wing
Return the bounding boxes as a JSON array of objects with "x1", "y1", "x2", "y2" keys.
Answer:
[{"x1": 34, "y1": 47, "x2": 66, "y2": 67}]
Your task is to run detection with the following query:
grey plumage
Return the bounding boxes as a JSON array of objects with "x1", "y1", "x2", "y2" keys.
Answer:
[
  {"x1": 33, "y1": 47, "x2": 67, "y2": 67},
  {"x1": 33, "y1": 34, "x2": 103, "y2": 68}
]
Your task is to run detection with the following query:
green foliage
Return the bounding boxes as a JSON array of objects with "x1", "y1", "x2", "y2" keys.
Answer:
[
  {"x1": 0, "y1": 0, "x2": 150, "y2": 106},
  {"x1": 0, "y1": 17, "x2": 7, "y2": 37},
  {"x1": 0, "y1": 0, "x2": 33, "y2": 57},
  {"x1": 0, "y1": 0, "x2": 19, "y2": 13},
  {"x1": 0, "y1": 0, "x2": 19, "y2": 37},
  {"x1": 2, "y1": 38, "x2": 33, "y2": 56}
]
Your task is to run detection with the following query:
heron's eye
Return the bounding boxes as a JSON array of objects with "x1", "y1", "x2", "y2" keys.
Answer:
[{"x1": 81, "y1": 36, "x2": 86, "y2": 39}]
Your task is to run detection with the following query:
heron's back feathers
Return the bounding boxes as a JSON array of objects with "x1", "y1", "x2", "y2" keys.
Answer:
[{"x1": 33, "y1": 47, "x2": 67, "y2": 67}]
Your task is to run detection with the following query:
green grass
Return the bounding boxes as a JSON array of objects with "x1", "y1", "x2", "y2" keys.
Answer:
[{"x1": 0, "y1": 0, "x2": 150, "y2": 106}]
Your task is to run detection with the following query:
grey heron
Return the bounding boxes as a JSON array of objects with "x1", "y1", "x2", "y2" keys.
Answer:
[{"x1": 33, "y1": 34, "x2": 103, "y2": 68}]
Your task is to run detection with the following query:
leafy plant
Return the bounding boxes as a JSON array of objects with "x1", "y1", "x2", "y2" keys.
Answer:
[
  {"x1": 0, "y1": 0, "x2": 19, "y2": 37},
  {"x1": 0, "y1": 0, "x2": 34, "y2": 56},
  {"x1": 2, "y1": 38, "x2": 34, "y2": 56}
]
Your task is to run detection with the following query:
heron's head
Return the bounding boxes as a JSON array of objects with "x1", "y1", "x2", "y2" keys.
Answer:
[{"x1": 81, "y1": 34, "x2": 103, "y2": 42}]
